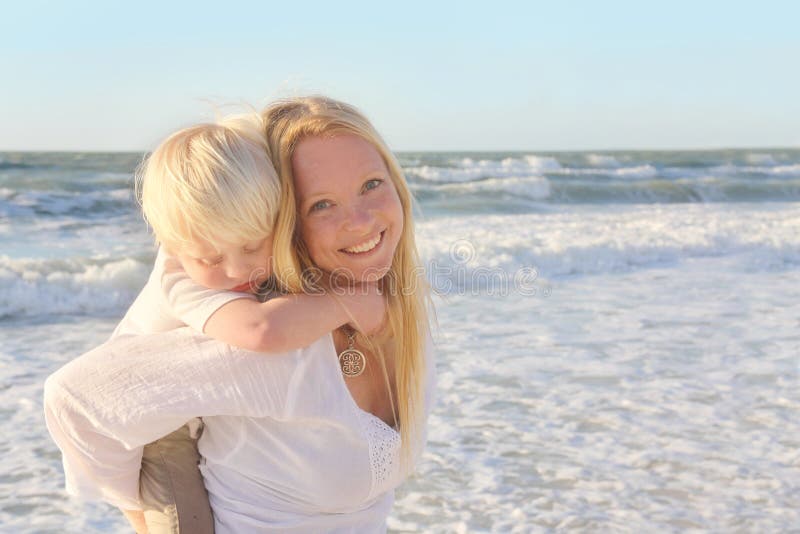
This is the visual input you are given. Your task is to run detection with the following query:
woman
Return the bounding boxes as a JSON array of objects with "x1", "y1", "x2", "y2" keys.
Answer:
[{"x1": 44, "y1": 96, "x2": 435, "y2": 533}]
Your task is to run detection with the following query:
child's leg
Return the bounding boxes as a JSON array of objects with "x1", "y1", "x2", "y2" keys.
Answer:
[{"x1": 140, "y1": 422, "x2": 214, "y2": 534}]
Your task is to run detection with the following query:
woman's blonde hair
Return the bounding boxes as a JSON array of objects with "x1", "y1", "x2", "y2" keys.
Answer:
[
  {"x1": 136, "y1": 113, "x2": 280, "y2": 253},
  {"x1": 261, "y1": 96, "x2": 431, "y2": 465}
]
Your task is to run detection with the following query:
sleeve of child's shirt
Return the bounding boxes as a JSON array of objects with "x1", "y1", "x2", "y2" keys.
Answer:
[
  {"x1": 42, "y1": 328, "x2": 306, "y2": 510},
  {"x1": 159, "y1": 252, "x2": 256, "y2": 332}
]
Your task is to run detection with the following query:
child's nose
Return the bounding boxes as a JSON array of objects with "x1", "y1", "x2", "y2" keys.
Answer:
[{"x1": 225, "y1": 260, "x2": 253, "y2": 281}]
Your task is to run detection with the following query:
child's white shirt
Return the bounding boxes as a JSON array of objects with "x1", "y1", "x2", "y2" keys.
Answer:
[
  {"x1": 112, "y1": 247, "x2": 256, "y2": 339},
  {"x1": 110, "y1": 247, "x2": 256, "y2": 437}
]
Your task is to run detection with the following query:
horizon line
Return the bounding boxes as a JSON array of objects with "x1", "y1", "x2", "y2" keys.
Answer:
[{"x1": 2, "y1": 144, "x2": 799, "y2": 155}]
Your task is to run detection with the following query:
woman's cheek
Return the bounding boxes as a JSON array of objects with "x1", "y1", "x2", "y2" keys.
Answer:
[
  {"x1": 378, "y1": 185, "x2": 403, "y2": 216},
  {"x1": 383, "y1": 196, "x2": 404, "y2": 235},
  {"x1": 302, "y1": 220, "x2": 330, "y2": 263}
]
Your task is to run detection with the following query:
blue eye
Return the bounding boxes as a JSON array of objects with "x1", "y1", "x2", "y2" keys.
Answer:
[
  {"x1": 310, "y1": 200, "x2": 331, "y2": 212},
  {"x1": 363, "y1": 179, "x2": 383, "y2": 192}
]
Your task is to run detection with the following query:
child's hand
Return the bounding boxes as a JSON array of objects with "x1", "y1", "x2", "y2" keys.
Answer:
[{"x1": 341, "y1": 282, "x2": 386, "y2": 336}]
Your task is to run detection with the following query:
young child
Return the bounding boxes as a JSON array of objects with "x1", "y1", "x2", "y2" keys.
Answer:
[
  {"x1": 114, "y1": 113, "x2": 384, "y2": 533},
  {"x1": 116, "y1": 112, "x2": 381, "y2": 348}
]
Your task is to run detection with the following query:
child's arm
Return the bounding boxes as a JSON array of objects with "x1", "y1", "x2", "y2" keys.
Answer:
[
  {"x1": 203, "y1": 287, "x2": 385, "y2": 353},
  {"x1": 159, "y1": 250, "x2": 384, "y2": 353}
]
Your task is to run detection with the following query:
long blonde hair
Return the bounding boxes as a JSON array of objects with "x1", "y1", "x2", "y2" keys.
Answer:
[
  {"x1": 261, "y1": 96, "x2": 431, "y2": 464},
  {"x1": 135, "y1": 113, "x2": 280, "y2": 253}
]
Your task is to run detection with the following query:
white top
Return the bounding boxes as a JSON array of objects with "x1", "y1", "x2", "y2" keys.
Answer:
[
  {"x1": 111, "y1": 247, "x2": 254, "y2": 338},
  {"x1": 43, "y1": 328, "x2": 436, "y2": 533}
]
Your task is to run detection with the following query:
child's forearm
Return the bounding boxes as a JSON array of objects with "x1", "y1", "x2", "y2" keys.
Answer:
[
  {"x1": 249, "y1": 293, "x2": 352, "y2": 352},
  {"x1": 203, "y1": 293, "x2": 351, "y2": 353}
]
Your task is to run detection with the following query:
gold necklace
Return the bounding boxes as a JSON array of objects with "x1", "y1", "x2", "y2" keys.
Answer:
[{"x1": 338, "y1": 327, "x2": 366, "y2": 378}]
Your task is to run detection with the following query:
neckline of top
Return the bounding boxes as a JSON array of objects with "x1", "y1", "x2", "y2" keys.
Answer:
[{"x1": 324, "y1": 332, "x2": 399, "y2": 435}]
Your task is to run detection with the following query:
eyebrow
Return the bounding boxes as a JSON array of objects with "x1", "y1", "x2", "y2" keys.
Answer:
[
  {"x1": 242, "y1": 240, "x2": 264, "y2": 249},
  {"x1": 183, "y1": 245, "x2": 220, "y2": 257}
]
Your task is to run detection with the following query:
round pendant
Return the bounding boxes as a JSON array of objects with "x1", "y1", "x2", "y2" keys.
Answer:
[{"x1": 339, "y1": 348, "x2": 366, "y2": 378}]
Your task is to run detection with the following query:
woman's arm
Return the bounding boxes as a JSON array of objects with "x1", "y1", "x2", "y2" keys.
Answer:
[{"x1": 43, "y1": 328, "x2": 304, "y2": 510}]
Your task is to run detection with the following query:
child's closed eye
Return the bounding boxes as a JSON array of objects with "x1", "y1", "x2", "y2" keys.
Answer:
[
  {"x1": 199, "y1": 256, "x2": 223, "y2": 267},
  {"x1": 242, "y1": 239, "x2": 267, "y2": 254}
]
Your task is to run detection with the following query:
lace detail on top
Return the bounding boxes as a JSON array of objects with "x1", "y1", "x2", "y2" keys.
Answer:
[{"x1": 356, "y1": 409, "x2": 401, "y2": 496}]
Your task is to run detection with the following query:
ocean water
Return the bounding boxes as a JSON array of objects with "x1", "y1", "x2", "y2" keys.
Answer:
[{"x1": 1, "y1": 149, "x2": 799, "y2": 532}]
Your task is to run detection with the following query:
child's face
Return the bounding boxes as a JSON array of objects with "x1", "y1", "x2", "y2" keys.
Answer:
[{"x1": 175, "y1": 235, "x2": 274, "y2": 293}]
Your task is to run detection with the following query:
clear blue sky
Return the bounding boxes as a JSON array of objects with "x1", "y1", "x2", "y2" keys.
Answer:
[{"x1": 1, "y1": 1, "x2": 798, "y2": 151}]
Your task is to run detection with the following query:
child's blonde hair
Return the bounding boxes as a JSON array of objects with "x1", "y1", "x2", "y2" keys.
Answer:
[
  {"x1": 136, "y1": 113, "x2": 280, "y2": 253},
  {"x1": 261, "y1": 96, "x2": 432, "y2": 467}
]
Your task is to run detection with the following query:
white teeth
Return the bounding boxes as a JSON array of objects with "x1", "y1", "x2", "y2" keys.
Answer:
[{"x1": 343, "y1": 233, "x2": 381, "y2": 254}]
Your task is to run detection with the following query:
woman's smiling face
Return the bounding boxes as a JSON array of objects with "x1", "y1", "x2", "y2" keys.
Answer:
[{"x1": 292, "y1": 134, "x2": 404, "y2": 282}]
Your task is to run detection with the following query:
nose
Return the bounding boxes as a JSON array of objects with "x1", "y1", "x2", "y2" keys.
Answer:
[
  {"x1": 225, "y1": 258, "x2": 254, "y2": 281},
  {"x1": 343, "y1": 202, "x2": 374, "y2": 232}
]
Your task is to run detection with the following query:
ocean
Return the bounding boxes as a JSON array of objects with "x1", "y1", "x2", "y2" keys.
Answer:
[{"x1": 1, "y1": 149, "x2": 798, "y2": 532}]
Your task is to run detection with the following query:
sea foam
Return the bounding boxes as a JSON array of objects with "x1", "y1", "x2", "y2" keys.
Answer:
[
  {"x1": 417, "y1": 203, "x2": 800, "y2": 286},
  {"x1": 0, "y1": 255, "x2": 148, "y2": 318}
]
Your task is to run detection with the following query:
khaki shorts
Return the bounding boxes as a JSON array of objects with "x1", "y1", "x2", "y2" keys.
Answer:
[{"x1": 140, "y1": 422, "x2": 215, "y2": 534}]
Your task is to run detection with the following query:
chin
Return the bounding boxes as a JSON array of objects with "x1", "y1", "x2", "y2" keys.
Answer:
[{"x1": 359, "y1": 265, "x2": 392, "y2": 283}]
